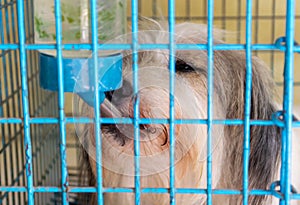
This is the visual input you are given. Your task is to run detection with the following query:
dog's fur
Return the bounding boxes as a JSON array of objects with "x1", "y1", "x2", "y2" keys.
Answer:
[{"x1": 78, "y1": 19, "x2": 300, "y2": 205}]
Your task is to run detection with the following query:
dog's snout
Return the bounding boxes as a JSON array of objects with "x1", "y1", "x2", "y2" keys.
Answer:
[
  {"x1": 119, "y1": 80, "x2": 132, "y2": 97},
  {"x1": 106, "y1": 80, "x2": 133, "y2": 103}
]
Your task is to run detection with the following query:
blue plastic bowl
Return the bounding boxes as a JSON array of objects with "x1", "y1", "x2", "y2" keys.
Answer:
[{"x1": 39, "y1": 52, "x2": 123, "y2": 106}]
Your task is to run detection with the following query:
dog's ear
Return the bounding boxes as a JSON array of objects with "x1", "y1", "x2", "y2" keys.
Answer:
[
  {"x1": 218, "y1": 51, "x2": 282, "y2": 204},
  {"x1": 247, "y1": 57, "x2": 282, "y2": 204}
]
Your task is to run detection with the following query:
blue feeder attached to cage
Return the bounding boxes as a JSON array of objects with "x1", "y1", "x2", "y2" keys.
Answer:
[
  {"x1": 39, "y1": 53, "x2": 123, "y2": 106},
  {"x1": 34, "y1": 0, "x2": 127, "y2": 106}
]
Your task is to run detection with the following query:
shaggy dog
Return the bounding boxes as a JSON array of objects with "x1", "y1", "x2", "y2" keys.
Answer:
[{"x1": 77, "y1": 19, "x2": 300, "y2": 205}]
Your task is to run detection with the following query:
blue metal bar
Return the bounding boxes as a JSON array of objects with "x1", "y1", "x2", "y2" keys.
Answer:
[
  {"x1": 168, "y1": 0, "x2": 176, "y2": 204},
  {"x1": 0, "y1": 118, "x2": 23, "y2": 123},
  {"x1": 90, "y1": 0, "x2": 103, "y2": 203},
  {"x1": 25, "y1": 0, "x2": 41, "y2": 200},
  {"x1": 53, "y1": 0, "x2": 68, "y2": 203},
  {"x1": 24, "y1": 0, "x2": 40, "y2": 202},
  {"x1": 280, "y1": 0, "x2": 295, "y2": 204},
  {"x1": 291, "y1": 194, "x2": 300, "y2": 199},
  {"x1": 131, "y1": 0, "x2": 140, "y2": 204},
  {"x1": 2, "y1": 42, "x2": 300, "y2": 51},
  {"x1": 0, "y1": 187, "x2": 28, "y2": 192},
  {"x1": 1, "y1": 117, "x2": 297, "y2": 127},
  {"x1": 16, "y1": 0, "x2": 34, "y2": 203},
  {"x1": 242, "y1": 0, "x2": 253, "y2": 204},
  {"x1": 0, "y1": 186, "x2": 277, "y2": 196},
  {"x1": 0, "y1": 44, "x2": 18, "y2": 49},
  {"x1": 207, "y1": 0, "x2": 214, "y2": 204}
]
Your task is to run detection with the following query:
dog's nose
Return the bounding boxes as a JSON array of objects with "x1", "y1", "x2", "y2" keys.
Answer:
[
  {"x1": 119, "y1": 80, "x2": 132, "y2": 97},
  {"x1": 105, "y1": 90, "x2": 114, "y2": 102},
  {"x1": 106, "y1": 80, "x2": 133, "y2": 102}
]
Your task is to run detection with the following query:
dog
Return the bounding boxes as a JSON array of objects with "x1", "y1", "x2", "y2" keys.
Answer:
[{"x1": 76, "y1": 18, "x2": 300, "y2": 205}]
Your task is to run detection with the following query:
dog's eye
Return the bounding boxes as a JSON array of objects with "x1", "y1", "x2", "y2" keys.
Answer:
[{"x1": 175, "y1": 59, "x2": 195, "y2": 73}]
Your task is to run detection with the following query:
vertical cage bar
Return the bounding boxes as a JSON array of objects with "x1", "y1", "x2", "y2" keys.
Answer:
[
  {"x1": 206, "y1": 0, "x2": 214, "y2": 204},
  {"x1": 26, "y1": 0, "x2": 37, "y2": 200},
  {"x1": 16, "y1": 0, "x2": 34, "y2": 204},
  {"x1": 26, "y1": 0, "x2": 40, "y2": 196},
  {"x1": 168, "y1": 0, "x2": 176, "y2": 204},
  {"x1": 90, "y1": 0, "x2": 103, "y2": 203},
  {"x1": 131, "y1": 0, "x2": 140, "y2": 204},
  {"x1": 280, "y1": 0, "x2": 295, "y2": 204},
  {"x1": 53, "y1": 0, "x2": 69, "y2": 203},
  {"x1": 25, "y1": 0, "x2": 37, "y2": 199},
  {"x1": 243, "y1": 0, "x2": 253, "y2": 204}
]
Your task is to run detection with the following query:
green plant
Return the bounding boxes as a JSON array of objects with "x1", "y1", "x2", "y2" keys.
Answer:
[
  {"x1": 35, "y1": 16, "x2": 50, "y2": 38},
  {"x1": 35, "y1": 1, "x2": 126, "y2": 42}
]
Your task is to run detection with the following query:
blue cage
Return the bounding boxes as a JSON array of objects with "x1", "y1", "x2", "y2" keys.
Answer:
[{"x1": 0, "y1": 0, "x2": 299, "y2": 204}]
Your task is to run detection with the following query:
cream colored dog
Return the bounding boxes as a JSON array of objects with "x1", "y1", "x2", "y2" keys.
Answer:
[{"x1": 77, "y1": 19, "x2": 300, "y2": 205}]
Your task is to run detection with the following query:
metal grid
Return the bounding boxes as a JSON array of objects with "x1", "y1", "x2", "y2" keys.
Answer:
[
  {"x1": 0, "y1": 0, "x2": 62, "y2": 204},
  {"x1": 0, "y1": 0, "x2": 299, "y2": 205}
]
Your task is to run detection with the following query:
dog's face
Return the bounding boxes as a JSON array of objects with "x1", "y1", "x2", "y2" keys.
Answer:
[{"x1": 78, "y1": 21, "x2": 281, "y2": 205}]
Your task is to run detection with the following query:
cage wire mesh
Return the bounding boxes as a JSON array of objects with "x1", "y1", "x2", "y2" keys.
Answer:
[{"x1": 0, "y1": 0, "x2": 300, "y2": 204}]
